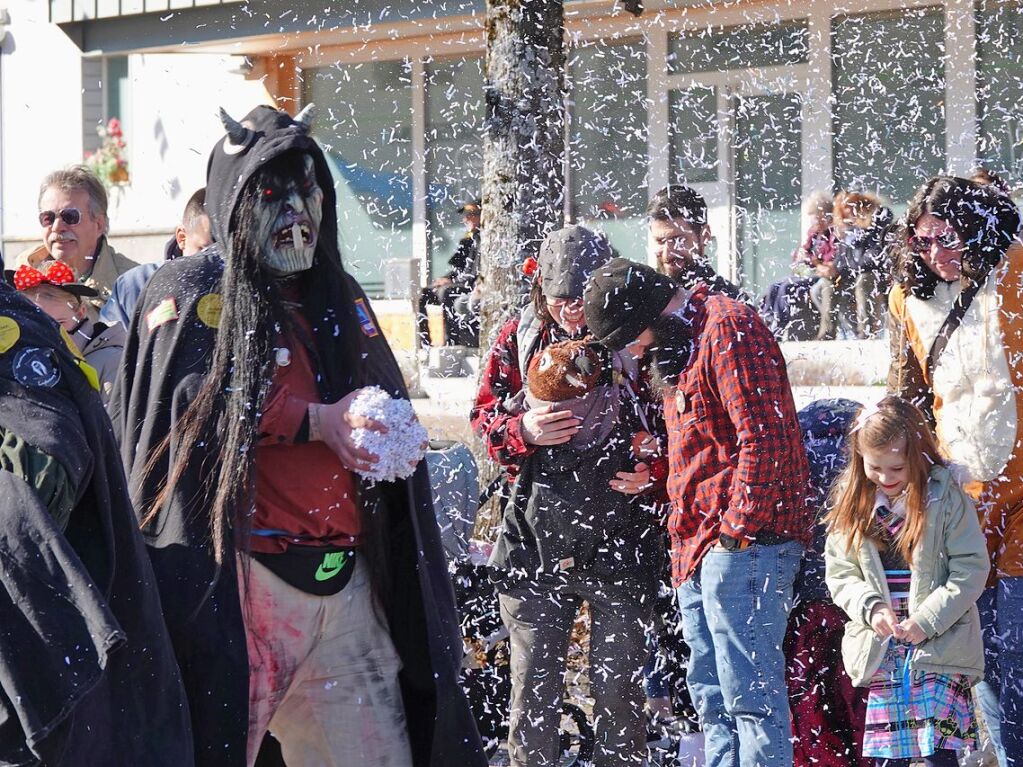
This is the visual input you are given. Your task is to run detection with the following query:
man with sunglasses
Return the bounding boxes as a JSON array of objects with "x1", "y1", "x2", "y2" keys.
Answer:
[
  {"x1": 15, "y1": 165, "x2": 137, "y2": 314},
  {"x1": 889, "y1": 176, "x2": 1023, "y2": 767}
]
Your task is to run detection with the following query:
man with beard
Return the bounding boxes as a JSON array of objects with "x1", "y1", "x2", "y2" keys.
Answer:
[
  {"x1": 648, "y1": 185, "x2": 747, "y2": 301},
  {"x1": 0, "y1": 268, "x2": 191, "y2": 765},
  {"x1": 111, "y1": 105, "x2": 485, "y2": 767},
  {"x1": 583, "y1": 258, "x2": 813, "y2": 767}
]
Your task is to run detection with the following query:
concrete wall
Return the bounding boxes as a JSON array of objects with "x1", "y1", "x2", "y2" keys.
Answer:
[
  {"x1": 1, "y1": 1, "x2": 85, "y2": 260},
  {"x1": 1, "y1": 0, "x2": 272, "y2": 265}
]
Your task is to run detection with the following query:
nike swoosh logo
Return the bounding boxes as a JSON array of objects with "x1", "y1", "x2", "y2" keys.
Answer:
[
  {"x1": 314, "y1": 551, "x2": 349, "y2": 582},
  {"x1": 315, "y1": 564, "x2": 342, "y2": 581}
]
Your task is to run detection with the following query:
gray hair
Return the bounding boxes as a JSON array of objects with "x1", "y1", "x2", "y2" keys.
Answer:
[{"x1": 38, "y1": 165, "x2": 109, "y2": 231}]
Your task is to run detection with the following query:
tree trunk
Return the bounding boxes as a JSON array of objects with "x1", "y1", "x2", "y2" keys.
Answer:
[{"x1": 473, "y1": 0, "x2": 565, "y2": 538}]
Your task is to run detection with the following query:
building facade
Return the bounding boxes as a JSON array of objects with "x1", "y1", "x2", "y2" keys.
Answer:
[{"x1": 2, "y1": 0, "x2": 1020, "y2": 298}]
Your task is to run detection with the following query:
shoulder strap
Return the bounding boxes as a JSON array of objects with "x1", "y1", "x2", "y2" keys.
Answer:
[
  {"x1": 926, "y1": 281, "x2": 982, "y2": 381},
  {"x1": 515, "y1": 304, "x2": 543, "y2": 377}
]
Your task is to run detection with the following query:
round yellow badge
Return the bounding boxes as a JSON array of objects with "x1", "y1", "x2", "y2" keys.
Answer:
[
  {"x1": 197, "y1": 293, "x2": 223, "y2": 329},
  {"x1": 0, "y1": 316, "x2": 21, "y2": 354}
]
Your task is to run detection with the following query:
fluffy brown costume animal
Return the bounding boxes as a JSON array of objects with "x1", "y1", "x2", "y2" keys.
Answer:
[{"x1": 525, "y1": 337, "x2": 604, "y2": 402}]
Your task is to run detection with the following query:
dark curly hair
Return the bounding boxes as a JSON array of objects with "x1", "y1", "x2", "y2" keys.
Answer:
[{"x1": 893, "y1": 176, "x2": 1021, "y2": 299}]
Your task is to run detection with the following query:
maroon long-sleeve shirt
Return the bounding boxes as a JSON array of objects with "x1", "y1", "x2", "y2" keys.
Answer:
[{"x1": 252, "y1": 314, "x2": 360, "y2": 554}]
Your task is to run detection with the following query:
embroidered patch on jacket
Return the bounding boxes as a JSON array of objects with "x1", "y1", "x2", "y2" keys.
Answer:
[
  {"x1": 0, "y1": 316, "x2": 20, "y2": 354},
  {"x1": 354, "y1": 298, "x2": 379, "y2": 337},
  {"x1": 196, "y1": 293, "x2": 223, "y2": 329},
  {"x1": 12, "y1": 347, "x2": 60, "y2": 388},
  {"x1": 146, "y1": 297, "x2": 179, "y2": 331}
]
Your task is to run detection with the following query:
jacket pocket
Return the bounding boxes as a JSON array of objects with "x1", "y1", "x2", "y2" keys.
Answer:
[
  {"x1": 841, "y1": 621, "x2": 885, "y2": 687},
  {"x1": 913, "y1": 605, "x2": 985, "y2": 682}
]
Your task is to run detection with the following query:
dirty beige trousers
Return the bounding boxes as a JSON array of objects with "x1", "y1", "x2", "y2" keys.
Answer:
[{"x1": 237, "y1": 555, "x2": 413, "y2": 767}]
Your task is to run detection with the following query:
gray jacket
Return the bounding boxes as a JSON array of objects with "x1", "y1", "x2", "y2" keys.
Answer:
[
  {"x1": 824, "y1": 465, "x2": 989, "y2": 686},
  {"x1": 76, "y1": 318, "x2": 126, "y2": 407}
]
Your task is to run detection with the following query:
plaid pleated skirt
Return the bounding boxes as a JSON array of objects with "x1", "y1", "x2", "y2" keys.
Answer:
[{"x1": 862, "y1": 595, "x2": 977, "y2": 760}]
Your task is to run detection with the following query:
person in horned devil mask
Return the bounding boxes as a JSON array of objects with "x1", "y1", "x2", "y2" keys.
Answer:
[{"x1": 110, "y1": 105, "x2": 486, "y2": 767}]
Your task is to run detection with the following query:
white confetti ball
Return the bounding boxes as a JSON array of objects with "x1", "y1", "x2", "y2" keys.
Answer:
[{"x1": 348, "y1": 386, "x2": 428, "y2": 483}]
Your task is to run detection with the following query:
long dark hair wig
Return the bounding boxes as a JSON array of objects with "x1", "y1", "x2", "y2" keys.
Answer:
[
  {"x1": 147, "y1": 153, "x2": 371, "y2": 570},
  {"x1": 892, "y1": 176, "x2": 1022, "y2": 299}
]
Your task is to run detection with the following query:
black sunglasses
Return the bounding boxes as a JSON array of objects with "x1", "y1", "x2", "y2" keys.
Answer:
[
  {"x1": 908, "y1": 230, "x2": 963, "y2": 253},
  {"x1": 38, "y1": 208, "x2": 82, "y2": 227}
]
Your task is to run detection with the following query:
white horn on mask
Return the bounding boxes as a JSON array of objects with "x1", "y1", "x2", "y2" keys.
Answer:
[{"x1": 294, "y1": 103, "x2": 316, "y2": 131}]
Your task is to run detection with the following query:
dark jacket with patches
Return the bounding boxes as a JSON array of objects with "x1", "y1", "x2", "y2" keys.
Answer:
[
  {"x1": 0, "y1": 284, "x2": 192, "y2": 767},
  {"x1": 110, "y1": 105, "x2": 485, "y2": 767}
]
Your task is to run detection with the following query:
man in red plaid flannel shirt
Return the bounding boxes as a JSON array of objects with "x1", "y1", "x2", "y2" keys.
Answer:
[{"x1": 584, "y1": 257, "x2": 813, "y2": 767}]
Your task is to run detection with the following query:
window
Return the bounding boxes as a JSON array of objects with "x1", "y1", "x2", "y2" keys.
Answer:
[
  {"x1": 977, "y1": 0, "x2": 1023, "y2": 186},
  {"x1": 567, "y1": 38, "x2": 649, "y2": 263},
  {"x1": 105, "y1": 56, "x2": 130, "y2": 135},
  {"x1": 668, "y1": 20, "x2": 809, "y2": 75},
  {"x1": 733, "y1": 92, "x2": 803, "y2": 295},
  {"x1": 82, "y1": 55, "x2": 130, "y2": 156},
  {"x1": 425, "y1": 56, "x2": 483, "y2": 281},
  {"x1": 832, "y1": 8, "x2": 946, "y2": 204},
  {"x1": 304, "y1": 60, "x2": 414, "y2": 296},
  {"x1": 669, "y1": 85, "x2": 719, "y2": 184}
]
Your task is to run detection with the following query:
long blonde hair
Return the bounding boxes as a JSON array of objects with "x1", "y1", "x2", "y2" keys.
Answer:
[{"x1": 825, "y1": 396, "x2": 945, "y2": 563}]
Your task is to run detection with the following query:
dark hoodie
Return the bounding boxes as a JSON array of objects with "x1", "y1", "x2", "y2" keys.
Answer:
[
  {"x1": 0, "y1": 283, "x2": 192, "y2": 766},
  {"x1": 109, "y1": 106, "x2": 485, "y2": 767},
  {"x1": 480, "y1": 235, "x2": 665, "y2": 602}
]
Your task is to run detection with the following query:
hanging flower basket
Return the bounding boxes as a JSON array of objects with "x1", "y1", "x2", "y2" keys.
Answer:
[{"x1": 85, "y1": 117, "x2": 130, "y2": 189}]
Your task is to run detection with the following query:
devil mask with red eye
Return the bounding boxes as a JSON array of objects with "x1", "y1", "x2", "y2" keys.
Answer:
[{"x1": 244, "y1": 152, "x2": 324, "y2": 276}]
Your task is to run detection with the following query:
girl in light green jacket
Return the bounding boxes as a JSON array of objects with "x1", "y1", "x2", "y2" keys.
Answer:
[{"x1": 824, "y1": 396, "x2": 989, "y2": 767}]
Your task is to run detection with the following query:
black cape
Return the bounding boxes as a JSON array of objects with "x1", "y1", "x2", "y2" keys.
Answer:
[
  {"x1": 0, "y1": 284, "x2": 192, "y2": 767},
  {"x1": 111, "y1": 104, "x2": 485, "y2": 767}
]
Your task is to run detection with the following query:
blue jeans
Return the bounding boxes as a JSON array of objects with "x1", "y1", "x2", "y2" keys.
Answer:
[
  {"x1": 977, "y1": 586, "x2": 1006, "y2": 767},
  {"x1": 977, "y1": 577, "x2": 1023, "y2": 767},
  {"x1": 676, "y1": 540, "x2": 801, "y2": 767},
  {"x1": 999, "y1": 577, "x2": 1023, "y2": 766}
]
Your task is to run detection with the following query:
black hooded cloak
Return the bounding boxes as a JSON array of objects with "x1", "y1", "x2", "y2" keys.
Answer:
[
  {"x1": 109, "y1": 105, "x2": 485, "y2": 767},
  {"x1": 0, "y1": 284, "x2": 192, "y2": 766}
]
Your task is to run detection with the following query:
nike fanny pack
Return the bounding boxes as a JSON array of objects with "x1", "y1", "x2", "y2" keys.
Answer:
[{"x1": 251, "y1": 544, "x2": 357, "y2": 596}]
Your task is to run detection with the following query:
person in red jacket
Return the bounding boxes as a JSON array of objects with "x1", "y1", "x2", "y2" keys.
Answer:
[{"x1": 583, "y1": 257, "x2": 814, "y2": 767}]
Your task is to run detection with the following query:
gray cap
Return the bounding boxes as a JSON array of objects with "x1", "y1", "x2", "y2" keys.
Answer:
[{"x1": 537, "y1": 225, "x2": 613, "y2": 300}]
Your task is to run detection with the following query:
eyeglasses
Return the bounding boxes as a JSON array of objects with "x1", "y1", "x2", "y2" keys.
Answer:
[
  {"x1": 909, "y1": 230, "x2": 963, "y2": 253},
  {"x1": 38, "y1": 208, "x2": 82, "y2": 227},
  {"x1": 548, "y1": 297, "x2": 583, "y2": 309}
]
